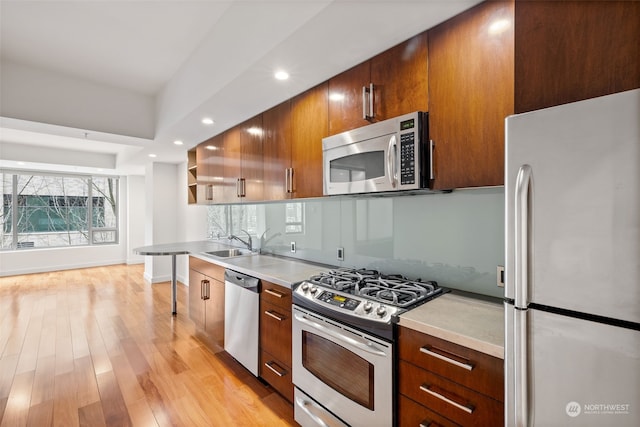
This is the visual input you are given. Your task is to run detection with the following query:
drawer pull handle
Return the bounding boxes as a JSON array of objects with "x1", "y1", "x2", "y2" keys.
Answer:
[
  {"x1": 264, "y1": 289, "x2": 285, "y2": 298},
  {"x1": 264, "y1": 310, "x2": 284, "y2": 321},
  {"x1": 264, "y1": 361, "x2": 286, "y2": 377},
  {"x1": 420, "y1": 346, "x2": 474, "y2": 371},
  {"x1": 419, "y1": 384, "x2": 474, "y2": 414},
  {"x1": 420, "y1": 420, "x2": 443, "y2": 427}
]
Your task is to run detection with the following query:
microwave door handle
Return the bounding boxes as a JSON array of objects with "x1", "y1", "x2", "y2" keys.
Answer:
[{"x1": 387, "y1": 135, "x2": 397, "y2": 188}]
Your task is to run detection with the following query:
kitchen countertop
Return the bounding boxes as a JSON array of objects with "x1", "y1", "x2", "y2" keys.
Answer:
[
  {"x1": 135, "y1": 240, "x2": 331, "y2": 288},
  {"x1": 398, "y1": 292, "x2": 504, "y2": 359},
  {"x1": 136, "y1": 241, "x2": 505, "y2": 357}
]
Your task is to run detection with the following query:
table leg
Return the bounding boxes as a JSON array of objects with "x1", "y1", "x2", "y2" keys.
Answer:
[{"x1": 171, "y1": 254, "x2": 177, "y2": 316}]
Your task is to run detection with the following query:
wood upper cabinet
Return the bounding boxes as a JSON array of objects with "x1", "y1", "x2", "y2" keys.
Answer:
[
  {"x1": 514, "y1": 0, "x2": 640, "y2": 113},
  {"x1": 187, "y1": 149, "x2": 197, "y2": 204},
  {"x1": 239, "y1": 115, "x2": 264, "y2": 202},
  {"x1": 328, "y1": 33, "x2": 428, "y2": 135},
  {"x1": 195, "y1": 133, "x2": 224, "y2": 204},
  {"x1": 427, "y1": 0, "x2": 514, "y2": 190},
  {"x1": 262, "y1": 100, "x2": 293, "y2": 201},
  {"x1": 213, "y1": 115, "x2": 265, "y2": 203},
  {"x1": 291, "y1": 82, "x2": 328, "y2": 199}
]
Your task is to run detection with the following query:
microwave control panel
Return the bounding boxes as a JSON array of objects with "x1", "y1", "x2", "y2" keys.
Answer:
[{"x1": 400, "y1": 132, "x2": 416, "y2": 185}]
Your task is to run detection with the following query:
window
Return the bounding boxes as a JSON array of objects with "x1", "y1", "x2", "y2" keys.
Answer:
[
  {"x1": 1, "y1": 171, "x2": 119, "y2": 250},
  {"x1": 285, "y1": 202, "x2": 304, "y2": 234}
]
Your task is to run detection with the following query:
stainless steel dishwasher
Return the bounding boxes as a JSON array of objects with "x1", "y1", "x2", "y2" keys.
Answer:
[{"x1": 224, "y1": 269, "x2": 260, "y2": 376}]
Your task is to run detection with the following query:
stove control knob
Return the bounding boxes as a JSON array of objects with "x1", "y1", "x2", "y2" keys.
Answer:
[
  {"x1": 300, "y1": 283, "x2": 309, "y2": 292},
  {"x1": 310, "y1": 285, "x2": 318, "y2": 294},
  {"x1": 363, "y1": 302, "x2": 373, "y2": 312},
  {"x1": 376, "y1": 306, "x2": 387, "y2": 317}
]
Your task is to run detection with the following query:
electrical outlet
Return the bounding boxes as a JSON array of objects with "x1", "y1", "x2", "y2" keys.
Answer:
[
  {"x1": 290, "y1": 241, "x2": 296, "y2": 253},
  {"x1": 337, "y1": 247, "x2": 344, "y2": 261},
  {"x1": 497, "y1": 265, "x2": 505, "y2": 287}
]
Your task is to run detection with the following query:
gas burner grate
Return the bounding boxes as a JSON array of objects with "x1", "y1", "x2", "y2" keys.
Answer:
[{"x1": 307, "y1": 267, "x2": 441, "y2": 307}]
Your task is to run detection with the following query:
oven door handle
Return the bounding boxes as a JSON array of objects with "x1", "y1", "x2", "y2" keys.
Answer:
[
  {"x1": 295, "y1": 395, "x2": 342, "y2": 427},
  {"x1": 294, "y1": 312, "x2": 387, "y2": 357}
]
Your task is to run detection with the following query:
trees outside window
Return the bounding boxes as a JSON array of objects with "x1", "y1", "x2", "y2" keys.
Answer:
[{"x1": 1, "y1": 171, "x2": 119, "y2": 250}]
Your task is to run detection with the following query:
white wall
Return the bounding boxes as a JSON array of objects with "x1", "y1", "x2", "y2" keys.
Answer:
[
  {"x1": 127, "y1": 175, "x2": 146, "y2": 265},
  {"x1": 0, "y1": 176, "x2": 133, "y2": 276},
  {"x1": 0, "y1": 61, "x2": 155, "y2": 139},
  {"x1": 143, "y1": 162, "x2": 180, "y2": 283}
]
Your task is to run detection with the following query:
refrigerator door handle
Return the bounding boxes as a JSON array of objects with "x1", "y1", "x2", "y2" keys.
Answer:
[
  {"x1": 514, "y1": 308, "x2": 528, "y2": 427},
  {"x1": 515, "y1": 164, "x2": 532, "y2": 309},
  {"x1": 513, "y1": 165, "x2": 532, "y2": 426}
]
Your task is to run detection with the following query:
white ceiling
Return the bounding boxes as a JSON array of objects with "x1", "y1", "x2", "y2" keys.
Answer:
[{"x1": 0, "y1": 0, "x2": 481, "y2": 175}]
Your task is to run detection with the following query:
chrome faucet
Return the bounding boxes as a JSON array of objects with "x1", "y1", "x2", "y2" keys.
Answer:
[{"x1": 228, "y1": 229, "x2": 252, "y2": 251}]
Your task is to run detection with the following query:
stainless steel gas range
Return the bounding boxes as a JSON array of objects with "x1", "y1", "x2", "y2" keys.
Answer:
[{"x1": 292, "y1": 268, "x2": 444, "y2": 427}]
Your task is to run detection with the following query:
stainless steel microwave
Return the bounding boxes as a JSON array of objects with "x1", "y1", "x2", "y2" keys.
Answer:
[{"x1": 322, "y1": 111, "x2": 432, "y2": 195}]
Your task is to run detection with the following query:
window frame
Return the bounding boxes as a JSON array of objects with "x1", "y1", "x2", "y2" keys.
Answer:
[{"x1": 1, "y1": 169, "x2": 120, "y2": 251}]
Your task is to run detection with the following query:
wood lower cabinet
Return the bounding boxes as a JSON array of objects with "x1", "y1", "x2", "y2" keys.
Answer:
[
  {"x1": 259, "y1": 282, "x2": 293, "y2": 402},
  {"x1": 290, "y1": 82, "x2": 328, "y2": 199},
  {"x1": 189, "y1": 257, "x2": 225, "y2": 350},
  {"x1": 427, "y1": 0, "x2": 514, "y2": 190},
  {"x1": 398, "y1": 326, "x2": 504, "y2": 427}
]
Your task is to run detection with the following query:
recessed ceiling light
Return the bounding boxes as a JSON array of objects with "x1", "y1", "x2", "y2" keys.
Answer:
[
  {"x1": 149, "y1": 154, "x2": 157, "y2": 158},
  {"x1": 173, "y1": 140, "x2": 184, "y2": 146},
  {"x1": 202, "y1": 117, "x2": 214, "y2": 125},
  {"x1": 274, "y1": 70, "x2": 289, "y2": 80}
]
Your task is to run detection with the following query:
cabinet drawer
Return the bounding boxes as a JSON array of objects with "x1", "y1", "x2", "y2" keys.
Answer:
[
  {"x1": 398, "y1": 395, "x2": 461, "y2": 427},
  {"x1": 398, "y1": 327, "x2": 503, "y2": 401},
  {"x1": 261, "y1": 282, "x2": 292, "y2": 308},
  {"x1": 189, "y1": 257, "x2": 225, "y2": 282},
  {"x1": 399, "y1": 361, "x2": 503, "y2": 427},
  {"x1": 260, "y1": 349, "x2": 293, "y2": 403},
  {"x1": 259, "y1": 301, "x2": 292, "y2": 366}
]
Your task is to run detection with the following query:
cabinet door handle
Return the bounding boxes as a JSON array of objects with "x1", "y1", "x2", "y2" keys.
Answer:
[
  {"x1": 264, "y1": 310, "x2": 285, "y2": 321},
  {"x1": 264, "y1": 288, "x2": 285, "y2": 298},
  {"x1": 286, "y1": 168, "x2": 294, "y2": 193},
  {"x1": 362, "y1": 83, "x2": 375, "y2": 121},
  {"x1": 420, "y1": 346, "x2": 474, "y2": 371},
  {"x1": 419, "y1": 384, "x2": 474, "y2": 414},
  {"x1": 206, "y1": 184, "x2": 213, "y2": 201},
  {"x1": 202, "y1": 279, "x2": 210, "y2": 300},
  {"x1": 264, "y1": 361, "x2": 287, "y2": 377},
  {"x1": 236, "y1": 178, "x2": 246, "y2": 198},
  {"x1": 429, "y1": 139, "x2": 435, "y2": 180}
]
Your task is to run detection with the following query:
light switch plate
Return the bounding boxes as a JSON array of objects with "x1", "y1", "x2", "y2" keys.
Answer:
[
  {"x1": 337, "y1": 247, "x2": 344, "y2": 261},
  {"x1": 290, "y1": 241, "x2": 296, "y2": 253}
]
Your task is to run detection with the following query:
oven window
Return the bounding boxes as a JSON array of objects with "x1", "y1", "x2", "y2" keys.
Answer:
[
  {"x1": 329, "y1": 151, "x2": 384, "y2": 183},
  {"x1": 302, "y1": 331, "x2": 374, "y2": 410}
]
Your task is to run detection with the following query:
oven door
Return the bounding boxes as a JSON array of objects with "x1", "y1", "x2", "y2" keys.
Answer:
[
  {"x1": 292, "y1": 306, "x2": 393, "y2": 427},
  {"x1": 323, "y1": 132, "x2": 398, "y2": 195}
]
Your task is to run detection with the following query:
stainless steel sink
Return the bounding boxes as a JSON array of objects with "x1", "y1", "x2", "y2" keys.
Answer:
[{"x1": 204, "y1": 248, "x2": 253, "y2": 258}]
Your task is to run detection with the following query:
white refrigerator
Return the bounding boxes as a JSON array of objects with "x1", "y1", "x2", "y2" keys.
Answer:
[{"x1": 504, "y1": 89, "x2": 640, "y2": 426}]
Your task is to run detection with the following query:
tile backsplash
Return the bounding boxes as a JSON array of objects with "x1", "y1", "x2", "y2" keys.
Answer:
[{"x1": 208, "y1": 187, "x2": 504, "y2": 298}]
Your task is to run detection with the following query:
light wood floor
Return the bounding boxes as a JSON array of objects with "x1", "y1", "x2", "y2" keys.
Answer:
[{"x1": 0, "y1": 264, "x2": 296, "y2": 427}]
